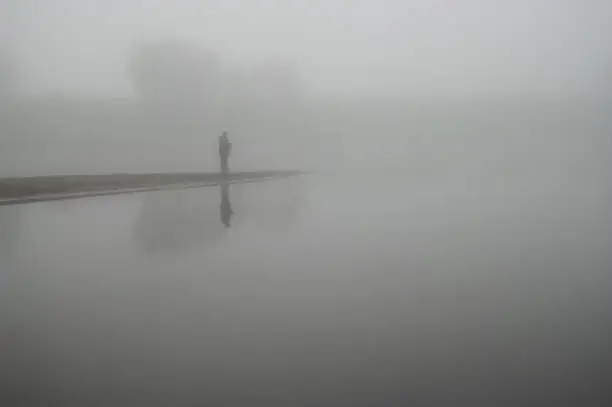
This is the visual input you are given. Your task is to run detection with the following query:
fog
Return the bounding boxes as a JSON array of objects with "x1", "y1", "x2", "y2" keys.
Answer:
[
  {"x1": 1, "y1": 0, "x2": 612, "y2": 406},
  {"x1": 2, "y1": 0, "x2": 612, "y2": 176}
]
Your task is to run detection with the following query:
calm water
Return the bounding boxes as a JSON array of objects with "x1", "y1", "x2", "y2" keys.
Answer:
[{"x1": 1, "y1": 172, "x2": 611, "y2": 406}]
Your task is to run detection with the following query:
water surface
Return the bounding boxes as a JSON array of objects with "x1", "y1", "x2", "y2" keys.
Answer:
[{"x1": 1, "y1": 173, "x2": 610, "y2": 406}]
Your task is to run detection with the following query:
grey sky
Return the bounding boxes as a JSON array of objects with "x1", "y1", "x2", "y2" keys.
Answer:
[{"x1": 5, "y1": 0, "x2": 612, "y2": 96}]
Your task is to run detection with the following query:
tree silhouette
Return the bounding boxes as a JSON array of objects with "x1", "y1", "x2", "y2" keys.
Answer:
[
  {"x1": 251, "y1": 57, "x2": 301, "y2": 109},
  {"x1": 128, "y1": 40, "x2": 221, "y2": 116},
  {"x1": 0, "y1": 50, "x2": 18, "y2": 105}
]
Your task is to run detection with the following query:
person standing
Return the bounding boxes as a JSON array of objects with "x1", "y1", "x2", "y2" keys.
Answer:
[{"x1": 218, "y1": 131, "x2": 232, "y2": 174}]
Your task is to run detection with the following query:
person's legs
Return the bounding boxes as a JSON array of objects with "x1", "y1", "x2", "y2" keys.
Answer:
[{"x1": 220, "y1": 154, "x2": 228, "y2": 174}]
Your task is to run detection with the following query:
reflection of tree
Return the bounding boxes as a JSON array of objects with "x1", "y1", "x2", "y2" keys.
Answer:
[
  {"x1": 0, "y1": 207, "x2": 61, "y2": 407},
  {"x1": 132, "y1": 177, "x2": 306, "y2": 255},
  {"x1": 0, "y1": 206, "x2": 21, "y2": 261},
  {"x1": 132, "y1": 190, "x2": 226, "y2": 256}
]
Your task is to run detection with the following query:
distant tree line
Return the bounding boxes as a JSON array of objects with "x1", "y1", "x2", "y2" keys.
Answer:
[{"x1": 128, "y1": 40, "x2": 305, "y2": 136}]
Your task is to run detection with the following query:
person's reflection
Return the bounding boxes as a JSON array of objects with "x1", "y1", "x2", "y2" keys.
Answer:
[{"x1": 220, "y1": 183, "x2": 234, "y2": 228}]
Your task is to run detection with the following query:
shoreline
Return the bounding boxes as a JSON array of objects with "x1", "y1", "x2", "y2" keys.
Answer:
[{"x1": 0, "y1": 170, "x2": 304, "y2": 205}]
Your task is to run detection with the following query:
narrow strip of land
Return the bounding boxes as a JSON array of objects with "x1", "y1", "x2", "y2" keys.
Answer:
[{"x1": 0, "y1": 170, "x2": 304, "y2": 206}]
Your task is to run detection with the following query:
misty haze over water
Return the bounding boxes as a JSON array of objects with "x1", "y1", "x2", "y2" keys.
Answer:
[{"x1": 1, "y1": 0, "x2": 612, "y2": 405}]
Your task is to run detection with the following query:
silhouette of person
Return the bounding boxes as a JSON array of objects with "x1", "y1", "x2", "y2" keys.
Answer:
[
  {"x1": 220, "y1": 183, "x2": 234, "y2": 228},
  {"x1": 218, "y1": 131, "x2": 232, "y2": 174}
]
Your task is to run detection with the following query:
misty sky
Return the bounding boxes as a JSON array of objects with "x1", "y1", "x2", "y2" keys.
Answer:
[{"x1": 3, "y1": 0, "x2": 611, "y2": 96}]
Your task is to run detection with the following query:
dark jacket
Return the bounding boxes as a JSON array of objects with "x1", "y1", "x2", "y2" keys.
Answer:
[{"x1": 219, "y1": 135, "x2": 232, "y2": 157}]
